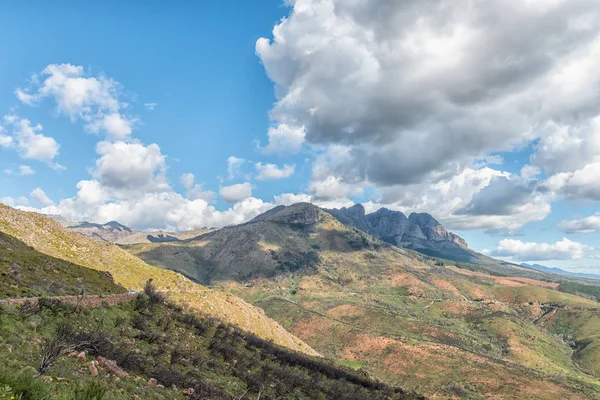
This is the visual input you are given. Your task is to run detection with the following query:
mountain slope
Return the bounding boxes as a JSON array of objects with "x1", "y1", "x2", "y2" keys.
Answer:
[
  {"x1": 0, "y1": 231, "x2": 125, "y2": 298},
  {"x1": 128, "y1": 203, "x2": 600, "y2": 399},
  {"x1": 125, "y1": 203, "x2": 381, "y2": 284},
  {"x1": 0, "y1": 290, "x2": 422, "y2": 400},
  {"x1": 0, "y1": 203, "x2": 317, "y2": 356}
]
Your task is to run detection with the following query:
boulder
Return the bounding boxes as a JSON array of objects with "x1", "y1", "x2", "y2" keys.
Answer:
[
  {"x1": 97, "y1": 356, "x2": 129, "y2": 379},
  {"x1": 147, "y1": 378, "x2": 158, "y2": 387}
]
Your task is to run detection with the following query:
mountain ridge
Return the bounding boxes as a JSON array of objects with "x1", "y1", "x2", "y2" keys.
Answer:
[{"x1": 326, "y1": 204, "x2": 480, "y2": 262}]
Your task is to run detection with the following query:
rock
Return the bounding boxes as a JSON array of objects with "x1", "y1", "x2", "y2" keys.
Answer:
[
  {"x1": 182, "y1": 388, "x2": 194, "y2": 397},
  {"x1": 157, "y1": 384, "x2": 165, "y2": 389},
  {"x1": 87, "y1": 361, "x2": 99, "y2": 377},
  {"x1": 41, "y1": 376, "x2": 53, "y2": 383},
  {"x1": 76, "y1": 351, "x2": 86, "y2": 361},
  {"x1": 97, "y1": 356, "x2": 129, "y2": 379},
  {"x1": 67, "y1": 351, "x2": 78, "y2": 359},
  {"x1": 147, "y1": 378, "x2": 158, "y2": 387}
]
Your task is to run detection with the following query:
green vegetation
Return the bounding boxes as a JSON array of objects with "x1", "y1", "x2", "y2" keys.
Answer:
[
  {"x1": 559, "y1": 281, "x2": 600, "y2": 303},
  {"x1": 0, "y1": 203, "x2": 318, "y2": 356},
  {"x1": 0, "y1": 232, "x2": 126, "y2": 298},
  {"x1": 0, "y1": 283, "x2": 423, "y2": 400}
]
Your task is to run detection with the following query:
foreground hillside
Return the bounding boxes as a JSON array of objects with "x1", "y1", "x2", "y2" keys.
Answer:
[
  {"x1": 0, "y1": 231, "x2": 126, "y2": 298},
  {"x1": 0, "y1": 203, "x2": 316, "y2": 356},
  {"x1": 129, "y1": 203, "x2": 600, "y2": 399},
  {"x1": 0, "y1": 286, "x2": 423, "y2": 399}
]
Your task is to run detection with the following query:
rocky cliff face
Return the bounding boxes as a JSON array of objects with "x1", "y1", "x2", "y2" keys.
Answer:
[{"x1": 327, "y1": 204, "x2": 471, "y2": 261}]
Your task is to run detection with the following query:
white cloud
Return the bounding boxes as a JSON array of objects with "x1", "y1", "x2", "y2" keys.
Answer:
[
  {"x1": 1, "y1": 196, "x2": 29, "y2": 207},
  {"x1": 0, "y1": 134, "x2": 13, "y2": 147},
  {"x1": 227, "y1": 156, "x2": 246, "y2": 180},
  {"x1": 144, "y1": 102, "x2": 157, "y2": 111},
  {"x1": 546, "y1": 162, "x2": 600, "y2": 201},
  {"x1": 180, "y1": 173, "x2": 195, "y2": 189},
  {"x1": 274, "y1": 192, "x2": 313, "y2": 206},
  {"x1": 3, "y1": 169, "x2": 13, "y2": 175},
  {"x1": 18, "y1": 165, "x2": 35, "y2": 176},
  {"x1": 92, "y1": 141, "x2": 167, "y2": 193},
  {"x1": 255, "y1": 162, "x2": 295, "y2": 180},
  {"x1": 256, "y1": 0, "x2": 600, "y2": 225},
  {"x1": 1, "y1": 115, "x2": 62, "y2": 167},
  {"x1": 262, "y1": 124, "x2": 305, "y2": 154},
  {"x1": 30, "y1": 188, "x2": 54, "y2": 206},
  {"x1": 559, "y1": 213, "x2": 600, "y2": 234},
  {"x1": 492, "y1": 238, "x2": 594, "y2": 261},
  {"x1": 220, "y1": 182, "x2": 252, "y2": 203},
  {"x1": 15, "y1": 63, "x2": 135, "y2": 139}
]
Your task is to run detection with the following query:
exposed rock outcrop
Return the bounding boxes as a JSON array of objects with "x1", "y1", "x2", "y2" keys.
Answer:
[{"x1": 327, "y1": 204, "x2": 474, "y2": 262}]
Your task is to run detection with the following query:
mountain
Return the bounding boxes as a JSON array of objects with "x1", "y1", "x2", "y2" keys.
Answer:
[
  {"x1": 0, "y1": 203, "x2": 317, "y2": 356},
  {"x1": 126, "y1": 202, "x2": 600, "y2": 399},
  {"x1": 521, "y1": 263, "x2": 600, "y2": 281},
  {"x1": 327, "y1": 204, "x2": 483, "y2": 263},
  {"x1": 58, "y1": 217, "x2": 214, "y2": 245}
]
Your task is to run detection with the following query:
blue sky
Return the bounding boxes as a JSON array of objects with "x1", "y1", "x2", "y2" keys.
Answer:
[{"x1": 1, "y1": 0, "x2": 599, "y2": 273}]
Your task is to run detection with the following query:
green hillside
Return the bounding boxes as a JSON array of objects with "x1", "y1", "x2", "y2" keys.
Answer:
[
  {"x1": 0, "y1": 286, "x2": 423, "y2": 400},
  {"x1": 0, "y1": 232, "x2": 126, "y2": 298}
]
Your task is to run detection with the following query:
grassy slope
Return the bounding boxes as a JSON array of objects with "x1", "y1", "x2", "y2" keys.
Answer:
[
  {"x1": 0, "y1": 232, "x2": 126, "y2": 298},
  {"x1": 0, "y1": 295, "x2": 422, "y2": 400},
  {"x1": 127, "y1": 204, "x2": 600, "y2": 399},
  {"x1": 0, "y1": 204, "x2": 316, "y2": 356}
]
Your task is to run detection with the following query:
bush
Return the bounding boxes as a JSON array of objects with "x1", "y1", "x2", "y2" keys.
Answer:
[{"x1": 143, "y1": 280, "x2": 165, "y2": 305}]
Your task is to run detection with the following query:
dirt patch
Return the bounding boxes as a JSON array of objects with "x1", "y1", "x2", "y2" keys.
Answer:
[
  {"x1": 430, "y1": 277, "x2": 463, "y2": 298},
  {"x1": 292, "y1": 316, "x2": 336, "y2": 341},
  {"x1": 326, "y1": 304, "x2": 369, "y2": 319}
]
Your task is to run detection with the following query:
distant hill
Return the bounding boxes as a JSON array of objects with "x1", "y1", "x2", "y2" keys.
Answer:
[
  {"x1": 51, "y1": 216, "x2": 215, "y2": 245},
  {"x1": 521, "y1": 263, "x2": 600, "y2": 281},
  {"x1": 0, "y1": 203, "x2": 317, "y2": 356}
]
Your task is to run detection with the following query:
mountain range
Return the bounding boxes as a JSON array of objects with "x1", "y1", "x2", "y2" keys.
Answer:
[
  {"x1": 50, "y1": 215, "x2": 214, "y2": 245},
  {"x1": 120, "y1": 202, "x2": 600, "y2": 399},
  {"x1": 521, "y1": 263, "x2": 600, "y2": 281}
]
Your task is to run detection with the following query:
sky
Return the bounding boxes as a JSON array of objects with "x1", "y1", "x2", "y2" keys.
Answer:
[{"x1": 1, "y1": 0, "x2": 600, "y2": 274}]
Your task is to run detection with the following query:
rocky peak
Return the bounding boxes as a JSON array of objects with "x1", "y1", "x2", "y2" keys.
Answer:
[
  {"x1": 326, "y1": 204, "x2": 468, "y2": 250},
  {"x1": 250, "y1": 203, "x2": 327, "y2": 228}
]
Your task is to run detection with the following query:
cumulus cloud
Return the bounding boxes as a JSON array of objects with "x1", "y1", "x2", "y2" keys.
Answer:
[
  {"x1": 92, "y1": 141, "x2": 168, "y2": 194},
  {"x1": 492, "y1": 238, "x2": 594, "y2": 261},
  {"x1": 30, "y1": 188, "x2": 54, "y2": 206},
  {"x1": 220, "y1": 182, "x2": 252, "y2": 203},
  {"x1": 546, "y1": 162, "x2": 600, "y2": 201},
  {"x1": 180, "y1": 173, "x2": 195, "y2": 189},
  {"x1": 227, "y1": 156, "x2": 246, "y2": 180},
  {"x1": 19, "y1": 165, "x2": 35, "y2": 176},
  {"x1": 15, "y1": 63, "x2": 136, "y2": 139},
  {"x1": 559, "y1": 213, "x2": 600, "y2": 234},
  {"x1": 1, "y1": 115, "x2": 62, "y2": 168},
  {"x1": 255, "y1": 162, "x2": 295, "y2": 180},
  {"x1": 180, "y1": 173, "x2": 216, "y2": 202},
  {"x1": 257, "y1": 0, "x2": 600, "y2": 227},
  {"x1": 0, "y1": 196, "x2": 29, "y2": 207},
  {"x1": 262, "y1": 124, "x2": 305, "y2": 154}
]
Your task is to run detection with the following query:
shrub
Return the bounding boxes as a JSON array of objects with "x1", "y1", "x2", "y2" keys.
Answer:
[{"x1": 143, "y1": 280, "x2": 165, "y2": 305}]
